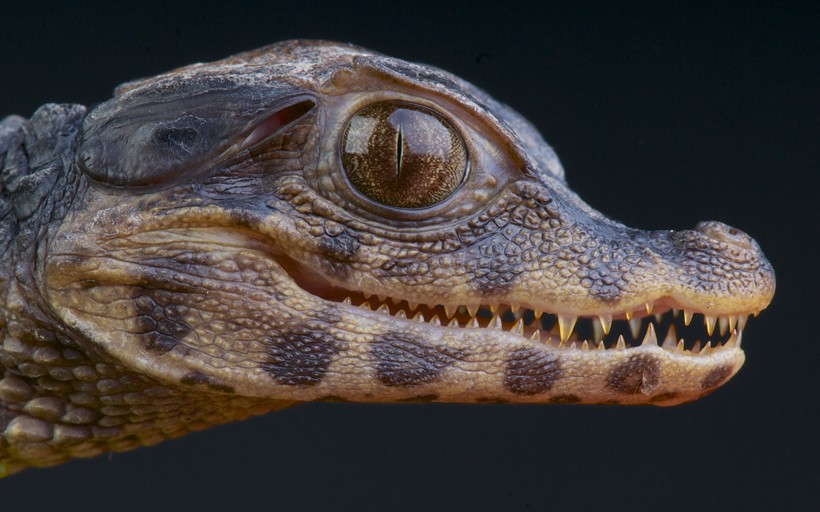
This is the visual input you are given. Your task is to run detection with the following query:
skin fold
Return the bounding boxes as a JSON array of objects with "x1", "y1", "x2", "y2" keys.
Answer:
[{"x1": 0, "y1": 40, "x2": 774, "y2": 476}]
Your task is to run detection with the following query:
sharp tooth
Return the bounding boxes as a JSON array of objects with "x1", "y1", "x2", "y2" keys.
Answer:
[
  {"x1": 406, "y1": 301, "x2": 418, "y2": 311},
  {"x1": 377, "y1": 304, "x2": 390, "y2": 314},
  {"x1": 662, "y1": 325, "x2": 677, "y2": 350},
  {"x1": 645, "y1": 302, "x2": 653, "y2": 314},
  {"x1": 533, "y1": 309, "x2": 543, "y2": 319},
  {"x1": 361, "y1": 301, "x2": 374, "y2": 310},
  {"x1": 728, "y1": 316, "x2": 737, "y2": 332},
  {"x1": 448, "y1": 318, "x2": 459, "y2": 327},
  {"x1": 672, "y1": 308, "x2": 680, "y2": 317},
  {"x1": 675, "y1": 339, "x2": 685, "y2": 352},
  {"x1": 376, "y1": 294, "x2": 386, "y2": 303},
  {"x1": 581, "y1": 341, "x2": 590, "y2": 351},
  {"x1": 413, "y1": 311, "x2": 425, "y2": 322},
  {"x1": 704, "y1": 315, "x2": 716, "y2": 336},
  {"x1": 512, "y1": 318, "x2": 524, "y2": 335},
  {"x1": 488, "y1": 304, "x2": 496, "y2": 315},
  {"x1": 491, "y1": 315, "x2": 503, "y2": 329},
  {"x1": 642, "y1": 323, "x2": 658, "y2": 346},
  {"x1": 557, "y1": 315, "x2": 577, "y2": 343},
  {"x1": 544, "y1": 335, "x2": 554, "y2": 346},
  {"x1": 444, "y1": 305, "x2": 456, "y2": 318},
  {"x1": 558, "y1": 339, "x2": 567, "y2": 349},
  {"x1": 467, "y1": 305, "x2": 479, "y2": 317},
  {"x1": 530, "y1": 329, "x2": 541, "y2": 341},
  {"x1": 598, "y1": 314, "x2": 612, "y2": 335},
  {"x1": 718, "y1": 316, "x2": 729, "y2": 336},
  {"x1": 654, "y1": 312, "x2": 663, "y2": 323},
  {"x1": 509, "y1": 303, "x2": 520, "y2": 315},
  {"x1": 615, "y1": 335, "x2": 626, "y2": 350},
  {"x1": 592, "y1": 320, "x2": 604, "y2": 343},
  {"x1": 629, "y1": 318, "x2": 642, "y2": 340},
  {"x1": 700, "y1": 341, "x2": 712, "y2": 356},
  {"x1": 568, "y1": 342, "x2": 577, "y2": 351},
  {"x1": 737, "y1": 315, "x2": 748, "y2": 331},
  {"x1": 624, "y1": 310, "x2": 632, "y2": 321},
  {"x1": 467, "y1": 317, "x2": 479, "y2": 328},
  {"x1": 396, "y1": 310, "x2": 407, "y2": 319},
  {"x1": 597, "y1": 340, "x2": 606, "y2": 350},
  {"x1": 683, "y1": 309, "x2": 693, "y2": 326},
  {"x1": 342, "y1": 297, "x2": 352, "y2": 305},
  {"x1": 431, "y1": 316, "x2": 441, "y2": 326},
  {"x1": 725, "y1": 329, "x2": 738, "y2": 348}
]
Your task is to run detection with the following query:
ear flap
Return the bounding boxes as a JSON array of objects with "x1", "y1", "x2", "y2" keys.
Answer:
[{"x1": 77, "y1": 77, "x2": 312, "y2": 189}]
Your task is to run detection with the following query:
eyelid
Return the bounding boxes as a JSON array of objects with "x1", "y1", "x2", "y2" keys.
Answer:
[{"x1": 241, "y1": 99, "x2": 316, "y2": 149}]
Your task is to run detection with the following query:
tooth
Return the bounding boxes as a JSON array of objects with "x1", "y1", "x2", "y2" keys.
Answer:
[
  {"x1": 675, "y1": 339, "x2": 685, "y2": 352},
  {"x1": 444, "y1": 305, "x2": 456, "y2": 318},
  {"x1": 413, "y1": 311, "x2": 424, "y2": 322},
  {"x1": 512, "y1": 318, "x2": 524, "y2": 335},
  {"x1": 488, "y1": 304, "x2": 496, "y2": 315},
  {"x1": 467, "y1": 305, "x2": 479, "y2": 317},
  {"x1": 642, "y1": 323, "x2": 658, "y2": 346},
  {"x1": 342, "y1": 297, "x2": 352, "y2": 305},
  {"x1": 725, "y1": 330, "x2": 738, "y2": 348},
  {"x1": 624, "y1": 311, "x2": 632, "y2": 321},
  {"x1": 704, "y1": 315, "x2": 716, "y2": 336},
  {"x1": 581, "y1": 341, "x2": 590, "y2": 351},
  {"x1": 448, "y1": 318, "x2": 459, "y2": 327},
  {"x1": 530, "y1": 329, "x2": 541, "y2": 341},
  {"x1": 654, "y1": 313, "x2": 663, "y2": 323},
  {"x1": 662, "y1": 325, "x2": 677, "y2": 350},
  {"x1": 509, "y1": 304, "x2": 520, "y2": 315},
  {"x1": 557, "y1": 315, "x2": 577, "y2": 343},
  {"x1": 736, "y1": 330, "x2": 743, "y2": 347},
  {"x1": 718, "y1": 316, "x2": 729, "y2": 336},
  {"x1": 396, "y1": 310, "x2": 407, "y2": 319},
  {"x1": 491, "y1": 315, "x2": 502, "y2": 329},
  {"x1": 629, "y1": 318, "x2": 642, "y2": 340},
  {"x1": 406, "y1": 301, "x2": 418, "y2": 310},
  {"x1": 544, "y1": 335, "x2": 554, "y2": 346},
  {"x1": 377, "y1": 304, "x2": 390, "y2": 314},
  {"x1": 597, "y1": 340, "x2": 606, "y2": 350},
  {"x1": 592, "y1": 320, "x2": 604, "y2": 343},
  {"x1": 645, "y1": 303, "x2": 653, "y2": 314},
  {"x1": 431, "y1": 316, "x2": 441, "y2": 326},
  {"x1": 737, "y1": 315, "x2": 748, "y2": 331},
  {"x1": 533, "y1": 309, "x2": 543, "y2": 319},
  {"x1": 728, "y1": 316, "x2": 737, "y2": 332},
  {"x1": 700, "y1": 341, "x2": 712, "y2": 356},
  {"x1": 568, "y1": 342, "x2": 577, "y2": 351},
  {"x1": 615, "y1": 335, "x2": 626, "y2": 350},
  {"x1": 672, "y1": 308, "x2": 680, "y2": 317},
  {"x1": 683, "y1": 309, "x2": 693, "y2": 326},
  {"x1": 598, "y1": 314, "x2": 612, "y2": 335},
  {"x1": 468, "y1": 317, "x2": 479, "y2": 328},
  {"x1": 376, "y1": 294, "x2": 386, "y2": 303}
]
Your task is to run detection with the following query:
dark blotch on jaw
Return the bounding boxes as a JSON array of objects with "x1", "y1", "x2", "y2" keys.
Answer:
[
  {"x1": 373, "y1": 332, "x2": 466, "y2": 387},
  {"x1": 134, "y1": 292, "x2": 192, "y2": 353},
  {"x1": 606, "y1": 354, "x2": 661, "y2": 394},
  {"x1": 701, "y1": 365, "x2": 734, "y2": 389},
  {"x1": 503, "y1": 347, "x2": 562, "y2": 395},
  {"x1": 180, "y1": 371, "x2": 235, "y2": 394},
  {"x1": 262, "y1": 310, "x2": 343, "y2": 386}
]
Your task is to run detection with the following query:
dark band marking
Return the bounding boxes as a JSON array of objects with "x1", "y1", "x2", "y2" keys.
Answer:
[
  {"x1": 649, "y1": 392, "x2": 679, "y2": 403},
  {"x1": 134, "y1": 293, "x2": 192, "y2": 353},
  {"x1": 180, "y1": 371, "x2": 235, "y2": 394},
  {"x1": 503, "y1": 347, "x2": 562, "y2": 395},
  {"x1": 701, "y1": 365, "x2": 734, "y2": 390},
  {"x1": 373, "y1": 332, "x2": 466, "y2": 387},
  {"x1": 262, "y1": 314, "x2": 343, "y2": 386},
  {"x1": 606, "y1": 354, "x2": 661, "y2": 395}
]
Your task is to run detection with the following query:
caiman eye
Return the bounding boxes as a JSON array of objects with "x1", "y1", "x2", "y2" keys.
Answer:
[{"x1": 341, "y1": 101, "x2": 468, "y2": 209}]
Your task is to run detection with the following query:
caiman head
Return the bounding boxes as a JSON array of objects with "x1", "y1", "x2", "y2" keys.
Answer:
[{"x1": 46, "y1": 40, "x2": 774, "y2": 408}]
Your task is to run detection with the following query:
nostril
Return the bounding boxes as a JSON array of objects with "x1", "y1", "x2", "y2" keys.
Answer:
[{"x1": 695, "y1": 221, "x2": 754, "y2": 249}]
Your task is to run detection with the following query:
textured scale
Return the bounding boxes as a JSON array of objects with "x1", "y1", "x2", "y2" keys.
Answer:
[{"x1": 0, "y1": 41, "x2": 774, "y2": 477}]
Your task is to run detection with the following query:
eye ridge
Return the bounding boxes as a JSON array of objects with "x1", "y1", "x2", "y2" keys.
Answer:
[{"x1": 341, "y1": 101, "x2": 467, "y2": 209}]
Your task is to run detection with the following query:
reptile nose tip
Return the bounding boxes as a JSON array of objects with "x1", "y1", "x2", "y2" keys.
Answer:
[{"x1": 695, "y1": 221, "x2": 755, "y2": 249}]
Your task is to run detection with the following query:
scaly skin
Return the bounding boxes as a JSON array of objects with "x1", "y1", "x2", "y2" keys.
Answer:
[{"x1": 0, "y1": 41, "x2": 774, "y2": 476}]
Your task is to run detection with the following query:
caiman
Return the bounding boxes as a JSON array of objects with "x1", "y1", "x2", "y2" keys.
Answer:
[{"x1": 0, "y1": 40, "x2": 775, "y2": 476}]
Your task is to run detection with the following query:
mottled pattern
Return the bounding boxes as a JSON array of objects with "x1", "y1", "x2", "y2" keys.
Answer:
[
  {"x1": 0, "y1": 40, "x2": 774, "y2": 476},
  {"x1": 373, "y1": 333, "x2": 465, "y2": 387},
  {"x1": 503, "y1": 347, "x2": 562, "y2": 395}
]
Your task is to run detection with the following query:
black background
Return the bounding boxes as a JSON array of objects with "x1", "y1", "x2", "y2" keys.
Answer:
[{"x1": 1, "y1": 2, "x2": 818, "y2": 510}]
